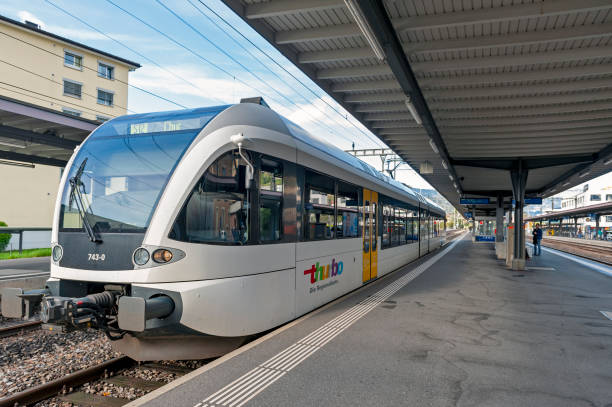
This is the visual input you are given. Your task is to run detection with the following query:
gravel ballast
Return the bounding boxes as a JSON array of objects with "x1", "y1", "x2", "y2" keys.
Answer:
[{"x1": 0, "y1": 328, "x2": 120, "y2": 397}]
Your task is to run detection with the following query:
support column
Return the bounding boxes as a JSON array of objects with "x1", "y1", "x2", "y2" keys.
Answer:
[
  {"x1": 510, "y1": 160, "x2": 528, "y2": 270},
  {"x1": 595, "y1": 215, "x2": 600, "y2": 240},
  {"x1": 495, "y1": 193, "x2": 505, "y2": 259},
  {"x1": 574, "y1": 217, "x2": 578, "y2": 238}
]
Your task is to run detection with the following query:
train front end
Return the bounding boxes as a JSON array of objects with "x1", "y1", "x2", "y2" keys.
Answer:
[{"x1": 0, "y1": 106, "x2": 240, "y2": 360}]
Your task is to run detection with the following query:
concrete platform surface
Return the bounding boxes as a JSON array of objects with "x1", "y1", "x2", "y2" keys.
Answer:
[
  {"x1": 131, "y1": 236, "x2": 612, "y2": 407},
  {"x1": 0, "y1": 256, "x2": 50, "y2": 272}
]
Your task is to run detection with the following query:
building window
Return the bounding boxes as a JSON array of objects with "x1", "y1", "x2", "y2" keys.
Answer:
[
  {"x1": 64, "y1": 51, "x2": 82, "y2": 69},
  {"x1": 62, "y1": 107, "x2": 81, "y2": 117},
  {"x1": 96, "y1": 115, "x2": 110, "y2": 122},
  {"x1": 97, "y1": 89, "x2": 114, "y2": 106},
  {"x1": 606, "y1": 216, "x2": 612, "y2": 222},
  {"x1": 63, "y1": 79, "x2": 82, "y2": 98},
  {"x1": 590, "y1": 194, "x2": 601, "y2": 201},
  {"x1": 606, "y1": 194, "x2": 612, "y2": 202},
  {"x1": 98, "y1": 62, "x2": 114, "y2": 80}
]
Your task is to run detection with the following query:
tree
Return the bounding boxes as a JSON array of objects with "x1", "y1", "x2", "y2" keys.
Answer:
[{"x1": 0, "y1": 221, "x2": 11, "y2": 252}]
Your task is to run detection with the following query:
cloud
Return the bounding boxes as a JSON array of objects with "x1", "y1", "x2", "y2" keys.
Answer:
[
  {"x1": 17, "y1": 10, "x2": 46, "y2": 28},
  {"x1": 15, "y1": 11, "x2": 149, "y2": 45}
]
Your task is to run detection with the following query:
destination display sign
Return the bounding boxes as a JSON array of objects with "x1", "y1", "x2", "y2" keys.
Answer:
[
  {"x1": 511, "y1": 198, "x2": 543, "y2": 205},
  {"x1": 460, "y1": 198, "x2": 490, "y2": 205}
]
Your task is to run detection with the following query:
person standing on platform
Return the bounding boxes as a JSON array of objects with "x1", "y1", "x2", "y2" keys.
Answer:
[{"x1": 532, "y1": 223, "x2": 543, "y2": 256}]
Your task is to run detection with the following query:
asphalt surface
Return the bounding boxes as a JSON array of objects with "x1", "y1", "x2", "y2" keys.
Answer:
[
  {"x1": 133, "y1": 237, "x2": 612, "y2": 407},
  {"x1": 0, "y1": 257, "x2": 50, "y2": 274}
]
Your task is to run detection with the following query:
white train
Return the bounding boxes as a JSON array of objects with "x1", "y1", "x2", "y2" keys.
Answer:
[{"x1": 2, "y1": 101, "x2": 445, "y2": 360}]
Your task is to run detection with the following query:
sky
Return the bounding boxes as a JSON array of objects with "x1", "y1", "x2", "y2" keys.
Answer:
[
  {"x1": 1, "y1": 0, "x2": 609, "y2": 197},
  {"x1": 1, "y1": 0, "x2": 437, "y2": 191}
]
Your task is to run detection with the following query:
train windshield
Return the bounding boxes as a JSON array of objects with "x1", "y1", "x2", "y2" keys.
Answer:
[{"x1": 59, "y1": 106, "x2": 227, "y2": 233}]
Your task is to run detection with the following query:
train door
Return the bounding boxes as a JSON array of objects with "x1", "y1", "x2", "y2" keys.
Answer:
[{"x1": 362, "y1": 189, "x2": 378, "y2": 283}]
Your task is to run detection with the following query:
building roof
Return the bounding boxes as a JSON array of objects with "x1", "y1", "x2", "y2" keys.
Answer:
[
  {"x1": 0, "y1": 14, "x2": 141, "y2": 69},
  {"x1": 219, "y1": 0, "x2": 612, "y2": 217},
  {"x1": 0, "y1": 95, "x2": 98, "y2": 167},
  {"x1": 526, "y1": 201, "x2": 612, "y2": 221}
]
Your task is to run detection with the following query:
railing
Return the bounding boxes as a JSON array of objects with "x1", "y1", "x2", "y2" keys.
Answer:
[{"x1": 0, "y1": 227, "x2": 52, "y2": 254}]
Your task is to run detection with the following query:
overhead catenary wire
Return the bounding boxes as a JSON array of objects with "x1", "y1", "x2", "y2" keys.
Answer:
[
  {"x1": 103, "y1": 0, "x2": 356, "y2": 146},
  {"x1": 42, "y1": 0, "x2": 383, "y2": 149},
  {"x1": 0, "y1": 59, "x2": 135, "y2": 114},
  {"x1": 0, "y1": 81, "x2": 128, "y2": 119},
  {"x1": 164, "y1": 0, "x2": 381, "y2": 148},
  {"x1": 0, "y1": 30, "x2": 188, "y2": 110},
  {"x1": 191, "y1": 0, "x2": 386, "y2": 149},
  {"x1": 43, "y1": 0, "x2": 224, "y2": 106}
]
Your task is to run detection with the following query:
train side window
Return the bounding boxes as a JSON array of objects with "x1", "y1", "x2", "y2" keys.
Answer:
[
  {"x1": 260, "y1": 158, "x2": 282, "y2": 242},
  {"x1": 390, "y1": 207, "x2": 399, "y2": 247},
  {"x1": 169, "y1": 150, "x2": 250, "y2": 245},
  {"x1": 382, "y1": 205, "x2": 391, "y2": 248},
  {"x1": 398, "y1": 208, "x2": 407, "y2": 245},
  {"x1": 304, "y1": 170, "x2": 335, "y2": 240},
  {"x1": 407, "y1": 208, "x2": 417, "y2": 243},
  {"x1": 336, "y1": 181, "x2": 361, "y2": 238}
]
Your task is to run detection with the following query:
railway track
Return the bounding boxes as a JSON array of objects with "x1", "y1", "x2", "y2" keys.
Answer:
[
  {"x1": 0, "y1": 320, "x2": 41, "y2": 339},
  {"x1": 0, "y1": 355, "x2": 201, "y2": 407},
  {"x1": 541, "y1": 238, "x2": 612, "y2": 265}
]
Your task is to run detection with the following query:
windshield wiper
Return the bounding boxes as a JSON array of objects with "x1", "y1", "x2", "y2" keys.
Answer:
[{"x1": 69, "y1": 158, "x2": 101, "y2": 243}]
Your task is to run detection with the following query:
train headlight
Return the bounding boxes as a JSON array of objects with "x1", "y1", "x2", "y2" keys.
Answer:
[
  {"x1": 152, "y1": 249, "x2": 173, "y2": 263},
  {"x1": 52, "y1": 245, "x2": 63, "y2": 262},
  {"x1": 133, "y1": 248, "x2": 150, "y2": 265}
]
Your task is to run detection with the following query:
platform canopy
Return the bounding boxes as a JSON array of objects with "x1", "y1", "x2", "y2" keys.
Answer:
[
  {"x1": 0, "y1": 96, "x2": 98, "y2": 167},
  {"x1": 221, "y1": 0, "x2": 612, "y2": 215}
]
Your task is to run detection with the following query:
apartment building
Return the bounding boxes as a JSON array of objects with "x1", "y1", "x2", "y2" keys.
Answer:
[
  {"x1": 0, "y1": 15, "x2": 140, "y2": 121},
  {"x1": 0, "y1": 15, "x2": 139, "y2": 234}
]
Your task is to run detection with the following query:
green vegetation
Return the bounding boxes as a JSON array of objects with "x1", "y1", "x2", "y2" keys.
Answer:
[
  {"x1": 0, "y1": 248, "x2": 51, "y2": 260},
  {"x1": 0, "y1": 221, "x2": 10, "y2": 252}
]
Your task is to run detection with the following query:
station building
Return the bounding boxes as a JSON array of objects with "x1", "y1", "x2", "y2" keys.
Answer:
[{"x1": 0, "y1": 15, "x2": 139, "y2": 237}]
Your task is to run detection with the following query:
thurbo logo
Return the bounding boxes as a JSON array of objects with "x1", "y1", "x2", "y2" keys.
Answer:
[{"x1": 304, "y1": 258, "x2": 343, "y2": 284}]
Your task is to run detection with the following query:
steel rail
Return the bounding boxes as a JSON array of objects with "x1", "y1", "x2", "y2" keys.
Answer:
[
  {"x1": 0, "y1": 320, "x2": 42, "y2": 339},
  {"x1": 0, "y1": 356, "x2": 134, "y2": 407}
]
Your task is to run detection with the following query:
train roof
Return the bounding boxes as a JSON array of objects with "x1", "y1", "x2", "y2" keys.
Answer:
[{"x1": 102, "y1": 103, "x2": 445, "y2": 217}]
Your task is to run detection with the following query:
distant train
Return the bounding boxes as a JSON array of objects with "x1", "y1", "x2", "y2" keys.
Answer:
[{"x1": 2, "y1": 101, "x2": 445, "y2": 360}]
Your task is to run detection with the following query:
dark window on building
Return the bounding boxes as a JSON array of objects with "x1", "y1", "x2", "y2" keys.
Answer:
[
  {"x1": 64, "y1": 51, "x2": 82, "y2": 68},
  {"x1": 259, "y1": 158, "x2": 282, "y2": 242},
  {"x1": 606, "y1": 194, "x2": 612, "y2": 201},
  {"x1": 590, "y1": 194, "x2": 601, "y2": 201},
  {"x1": 63, "y1": 79, "x2": 82, "y2": 98},
  {"x1": 97, "y1": 89, "x2": 114, "y2": 106},
  {"x1": 304, "y1": 171, "x2": 335, "y2": 240},
  {"x1": 62, "y1": 107, "x2": 81, "y2": 117},
  {"x1": 98, "y1": 62, "x2": 114, "y2": 79},
  {"x1": 170, "y1": 151, "x2": 250, "y2": 244}
]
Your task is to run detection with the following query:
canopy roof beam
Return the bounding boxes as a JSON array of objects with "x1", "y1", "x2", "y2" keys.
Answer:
[
  {"x1": 352, "y1": 0, "x2": 461, "y2": 193},
  {"x1": 0, "y1": 125, "x2": 79, "y2": 149},
  {"x1": 299, "y1": 23, "x2": 612, "y2": 63},
  {"x1": 245, "y1": 0, "x2": 344, "y2": 19},
  {"x1": 0, "y1": 150, "x2": 67, "y2": 167}
]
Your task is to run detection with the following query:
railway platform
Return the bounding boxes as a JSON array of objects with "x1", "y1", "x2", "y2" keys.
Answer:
[
  {"x1": 0, "y1": 257, "x2": 49, "y2": 293},
  {"x1": 130, "y1": 235, "x2": 612, "y2": 407}
]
